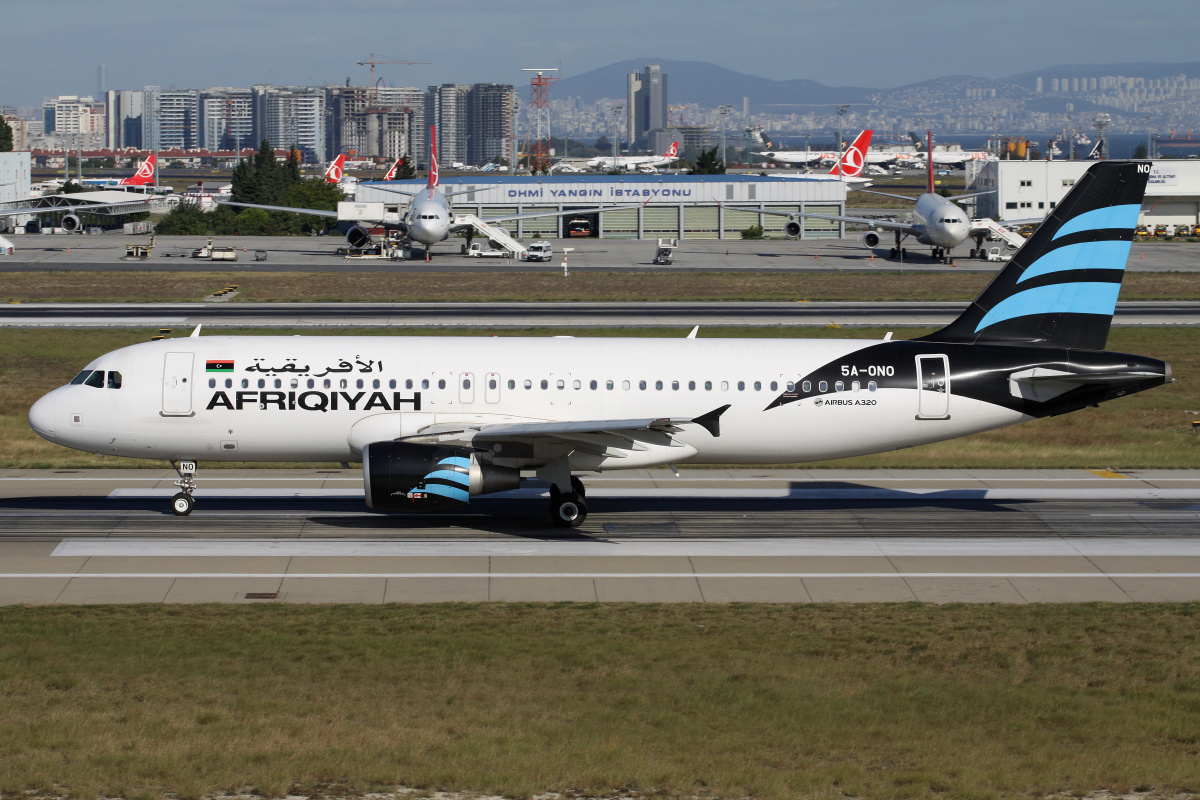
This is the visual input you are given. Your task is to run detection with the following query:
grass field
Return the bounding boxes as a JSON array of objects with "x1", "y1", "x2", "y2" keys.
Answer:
[
  {"x1": 2, "y1": 271, "x2": 1200, "y2": 303},
  {"x1": 0, "y1": 326, "x2": 1194, "y2": 470},
  {"x1": 2, "y1": 604, "x2": 1199, "y2": 800}
]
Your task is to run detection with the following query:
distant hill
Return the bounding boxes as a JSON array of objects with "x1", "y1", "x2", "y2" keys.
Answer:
[{"x1": 553, "y1": 58, "x2": 872, "y2": 112}]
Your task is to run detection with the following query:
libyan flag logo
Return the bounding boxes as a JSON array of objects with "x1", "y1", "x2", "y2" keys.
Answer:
[{"x1": 206, "y1": 360, "x2": 234, "y2": 372}]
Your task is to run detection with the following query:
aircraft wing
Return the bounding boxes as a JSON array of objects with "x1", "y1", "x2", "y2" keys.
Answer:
[
  {"x1": 399, "y1": 405, "x2": 731, "y2": 454},
  {"x1": 370, "y1": 186, "x2": 421, "y2": 198},
  {"x1": 218, "y1": 201, "x2": 339, "y2": 218},
  {"x1": 475, "y1": 203, "x2": 645, "y2": 226},
  {"x1": 722, "y1": 205, "x2": 919, "y2": 234}
]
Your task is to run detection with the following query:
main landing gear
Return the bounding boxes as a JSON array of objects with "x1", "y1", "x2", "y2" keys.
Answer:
[
  {"x1": 171, "y1": 460, "x2": 197, "y2": 516},
  {"x1": 549, "y1": 476, "x2": 589, "y2": 528}
]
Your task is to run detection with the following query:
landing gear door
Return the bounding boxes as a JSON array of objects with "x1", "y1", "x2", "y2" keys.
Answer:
[
  {"x1": 162, "y1": 352, "x2": 195, "y2": 416},
  {"x1": 916, "y1": 355, "x2": 950, "y2": 419}
]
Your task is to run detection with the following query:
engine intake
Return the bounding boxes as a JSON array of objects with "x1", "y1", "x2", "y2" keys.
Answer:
[
  {"x1": 362, "y1": 441, "x2": 520, "y2": 512},
  {"x1": 862, "y1": 231, "x2": 881, "y2": 248},
  {"x1": 784, "y1": 220, "x2": 801, "y2": 238},
  {"x1": 61, "y1": 214, "x2": 81, "y2": 233},
  {"x1": 346, "y1": 224, "x2": 373, "y2": 248}
]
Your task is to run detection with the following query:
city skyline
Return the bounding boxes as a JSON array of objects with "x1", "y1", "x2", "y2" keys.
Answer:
[{"x1": 3, "y1": 0, "x2": 1198, "y2": 109}]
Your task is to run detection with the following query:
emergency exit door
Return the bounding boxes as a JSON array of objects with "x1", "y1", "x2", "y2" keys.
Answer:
[
  {"x1": 162, "y1": 352, "x2": 195, "y2": 416},
  {"x1": 916, "y1": 355, "x2": 950, "y2": 419}
]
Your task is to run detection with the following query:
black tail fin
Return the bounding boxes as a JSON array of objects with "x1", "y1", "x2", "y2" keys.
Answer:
[{"x1": 919, "y1": 161, "x2": 1150, "y2": 351}]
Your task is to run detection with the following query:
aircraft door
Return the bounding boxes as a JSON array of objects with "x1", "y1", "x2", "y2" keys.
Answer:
[
  {"x1": 162, "y1": 352, "x2": 195, "y2": 416},
  {"x1": 459, "y1": 372, "x2": 475, "y2": 404},
  {"x1": 484, "y1": 372, "x2": 501, "y2": 404},
  {"x1": 915, "y1": 355, "x2": 950, "y2": 419}
]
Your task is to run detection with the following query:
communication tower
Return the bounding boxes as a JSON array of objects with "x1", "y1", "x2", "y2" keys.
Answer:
[{"x1": 522, "y1": 67, "x2": 559, "y2": 173}]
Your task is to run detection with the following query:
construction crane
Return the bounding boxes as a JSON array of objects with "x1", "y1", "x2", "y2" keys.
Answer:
[
  {"x1": 669, "y1": 105, "x2": 688, "y2": 128},
  {"x1": 356, "y1": 54, "x2": 431, "y2": 103}
]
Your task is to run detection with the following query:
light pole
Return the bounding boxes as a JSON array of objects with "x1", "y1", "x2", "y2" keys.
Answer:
[
  {"x1": 1144, "y1": 114, "x2": 1153, "y2": 159},
  {"x1": 609, "y1": 104, "x2": 624, "y2": 169},
  {"x1": 718, "y1": 104, "x2": 732, "y2": 168},
  {"x1": 835, "y1": 104, "x2": 850, "y2": 150}
]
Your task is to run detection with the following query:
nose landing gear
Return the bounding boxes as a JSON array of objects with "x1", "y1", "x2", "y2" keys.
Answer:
[{"x1": 171, "y1": 460, "x2": 197, "y2": 516}]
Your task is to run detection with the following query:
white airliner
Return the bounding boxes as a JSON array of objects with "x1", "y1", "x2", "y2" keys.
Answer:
[
  {"x1": 588, "y1": 142, "x2": 680, "y2": 172},
  {"x1": 29, "y1": 161, "x2": 1170, "y2": 527},
  {"x1": 224, "y1": 126, "x2": 637, "y2": 260},
  {"x1": 736, "y1": 133, "x2": 993, "y2": 263},
  {"x1": 770, "y1": 129, "x2": 874, "y2": 187}
]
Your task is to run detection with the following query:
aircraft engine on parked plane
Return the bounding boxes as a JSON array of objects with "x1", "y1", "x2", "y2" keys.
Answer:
[
  {"x1": 863, "y1": 231, "x2": 882, "y2": 248},
  {"x1": 345, "y1": 224, "x2": 373, "y2": 248},
  {"x1": 60, "y1": 214, "x2": 81, "y2": 233},
  {"x1": 362, "y1": 441, "x2": 521, "y2": 512},
  {"x1": 784, "y1": 220, "x2": 802, "y2": 238}
]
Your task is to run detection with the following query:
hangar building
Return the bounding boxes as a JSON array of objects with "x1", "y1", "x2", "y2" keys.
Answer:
[
  {"x1": 970, "y1": 160, "x2": 1200, "y2": 229},
  {"x1": 354, "y1": 174, "x2": 847, "y2": 240}
]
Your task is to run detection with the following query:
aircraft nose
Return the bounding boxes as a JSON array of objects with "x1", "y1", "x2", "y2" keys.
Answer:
[{"x1": 28, "y1": 392, "x2": 56, "y2": 441}]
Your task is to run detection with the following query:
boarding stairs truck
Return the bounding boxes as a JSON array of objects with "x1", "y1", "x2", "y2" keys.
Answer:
[
  {"x1": 453, "y1": 214, "x2": 527, "y2": 259},
  {"x1": 968, "y1": 218, "x2": 1026, "y2": 259}
]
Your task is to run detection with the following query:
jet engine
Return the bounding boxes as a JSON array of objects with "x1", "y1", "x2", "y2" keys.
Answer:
[
  {"x1": 362, "y1": 441, "x2": 521, "y2": 512},
  {"x1": 862, "y1": 231, "x2": 881, "y2": 249},
  {"x1": 60, "y1": 214, "x2": 82, "y2": 233},
  {"x1": 345, "y1": 224, "x2": 373, "y2": 248},
  {"x1": 784, "y1": 220, "x2": 802, "y2": 238}
]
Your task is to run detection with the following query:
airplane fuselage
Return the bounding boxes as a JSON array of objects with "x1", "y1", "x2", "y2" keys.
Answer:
[
  {"x1": 405, "y1": 190, "x2": 453, "y2": 245},
  {"x1": 911, "y1": 192, "x2": 971, "y2": 249}
]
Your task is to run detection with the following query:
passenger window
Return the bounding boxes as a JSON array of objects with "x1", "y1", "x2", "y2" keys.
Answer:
[
  {"x1": 107, "y1": 371, "x2": 122, "y2": 389},
  {"x1": 421, "y1": 379, "x2": 429, "y2": 389},
  {"x1": 463, "y1": 378, "x2": 471, "y2": 389},
  {"x1": 819, "y1": 381, "x2": 828, "y2": 392},
  {"x1": 437, "y1": 379, "x2": 446, "y2": 389},
  {"x1": 720, "y1": 381, "x2": 729, "y2": 391},
  {"x1": 606, "y1": 380, "x2": 614, "y2": 390},
  {"x1": 704, "y1": 381, "x2": 712, "y2": 391},
  {"x1": 324, "y1": 379, "x2": 332, "y2": 389},
  {"x1": 688, "y1": 380, "x2": 696, "y2": 391},
  {"x1": 405, "y1": 379, "x2": 413, "y2": 389},
  {"x1": 541, "y1": 379, "x2": 548, "y2": 389},
  {"x1": 852, "y1": 381, "x2": 860, "y2": 392},
  {"x1": 556, "y1": 380, "x2": 565, "y2": 390},
  {"x1": 639, "y1": 380, "x2": 647, "y2": 390},
  {"x1": 84, "y1": 371, "x2": 104, "y2": 388},
  {"x1": 737, "y1": 381, "x2": 744, "y2": 391},
  {"x1": 770, "y1": 381, "x2": 778, "y2": 391},
  {"x1": 291, "y1": 378, "x2": 299, "y2": 389},
  {"x1": 488, "y1": 378, "x2": 497, "y2": 390},
  {"x1": 655, "y1": 380, "x2": 663, "y2": 390},
  {"x1": 307, "y1": 379, "x2": 315, "y2": 389},
  {"x1": 868, "y1": 381, "x2": 877, "y2": 392},
  {"x1": 373, "y1": 379, "x2": 381, "y2": 389},
  {"x1": 507, "y1": 379, "x2": 515, "y2": 389},
  {"x1": 835, "y1": 381, "x2": 844, "y2": 392},
  {"x1": 589, "y1": 380, "x2": 597, "y2": 390},
  {"x1": 208, "y1": 378, "x2": 216, "y2": 388},
  {"x1": 243, "y1": 379, "x2": 250, "y2": 389},
  {"x1": 225, "y1": 379, "x2": 233, "y2": 389},
  {"x1": 754, "y1": 381, "x2": 761, "y2": 391},
  {"x1": 524, "y1": 379, "x2": 532, "y2": 389},
  {"x1": 622, "y1": 380, "x2": 630, "y2": 390},
  {"x1": 672, "y1": 380, "x2": 679, "y2": 391},
  {"x1": 70, "y1": 370, "x2": 92, "y2": 385},
  {"x1": 786, "y1": 382, "x2": 795, "y2": 392},
  {"x1": 257, "y1": 379, "x2": 265, "y2": 389},
  {"x1": 802, "y1": 381, "x2": 811, "y2": 393},
  {"x1": 274, "y1": 379, "x2": 282, "y2": 389},
  {"x1": 573, "y1": 380, "x2": 581, "y2": 390},
  {"x1": 388, "y1": 379, "x2": 396, "y2": 389},
  {"x1": 356, "y1": 379, "x2": 364, "y2": 389}
]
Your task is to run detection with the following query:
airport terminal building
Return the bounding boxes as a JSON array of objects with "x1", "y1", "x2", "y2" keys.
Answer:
[
  {"x1": 971, "y1": 160, "x2": 1200, "y2": 229},
  {"x1": 354, "y1": 175, "x2": 847, "y2": 240}
]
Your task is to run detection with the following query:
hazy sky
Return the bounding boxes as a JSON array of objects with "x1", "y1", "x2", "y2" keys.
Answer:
[{"x1": 4, "y1": 0, "x2": 1199, "y2": 109}]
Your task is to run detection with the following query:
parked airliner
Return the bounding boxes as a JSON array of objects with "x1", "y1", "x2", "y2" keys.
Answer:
[
  {"x1": 588, "y1": 142, "x2": 680, "y2": 172},
  {"x1": 29, "y1": 161, "x2": 1168, "y2": 527},
  {"x1": 770, "y1": 130, "x2": 875, "y2": 186}
]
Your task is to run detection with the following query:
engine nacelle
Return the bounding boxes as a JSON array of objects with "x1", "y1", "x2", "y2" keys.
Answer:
[
  {"x1": 362, "y1": 441, "x2": 521, "y2": 512},
  {"x1": 345, "y1": 224, "x2": 373, "y2": 248},
  {"x1": 862, "y1": 231, "x2": 881, "y2": 248},
  {"x1": 784, "y1": 220, "x2": 802, "y2": 238},
  {"x1": 60, "y1": 214, "x2": 81, "y2": 233}
]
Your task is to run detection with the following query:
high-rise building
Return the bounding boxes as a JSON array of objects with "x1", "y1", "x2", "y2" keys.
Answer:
[
  {"x1": 466, "y1": 83, "x2": 516, "y2": 166},
  {"x1": 199, "y1": 88, "x2": 253, "y2": 152},
  {"x1": 145, "y1": 88, "x2": 200, "y2": 150},
  {"x1": 328, "y1": 85, "x2": 425, "y2": 163},
  {"x1": 42, "y1": 95, "x2": 106, "y2": 149},
  {"x1": 627, "y1": 65, "x2": 667, "y2": 149},
  {"x1": 426, "y1": 84, "x2": 469, "y2": 164},
  {"x1": 252, "y1": 85, "x2": 325, "y2": 163},
  {"x1": 105, "y1": 89, "x2": 145, "y2": 149}
]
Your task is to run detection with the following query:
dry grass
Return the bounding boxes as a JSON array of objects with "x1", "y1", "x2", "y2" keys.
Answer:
[
  {"x1": 0, "y1": 326, "x2": 1194, "y2": 470},
  {"x1": 1, "y1": 271, "x2": 1199, "y2": 303},
  {"x1": 2, "y1": 604, "x2": 1200, "y2": 800}
]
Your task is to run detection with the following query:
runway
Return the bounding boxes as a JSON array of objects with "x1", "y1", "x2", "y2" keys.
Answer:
[
  {"x1": 2, "y1": 300, "x2": 1198, "y2": 327},
  {"x1": 2, "y1": 468, "x2": 1199, "y2": 604}
]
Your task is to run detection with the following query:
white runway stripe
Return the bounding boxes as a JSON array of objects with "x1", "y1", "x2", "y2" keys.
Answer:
[{"x1": 9, "y1": 573, "x2": 1200, "y2": 580}]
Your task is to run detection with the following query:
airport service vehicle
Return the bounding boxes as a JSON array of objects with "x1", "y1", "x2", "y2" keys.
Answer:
[
  {"x1": 524, "y1": 241, "x2": 553, "y2": 262},
  {"x1": 567, "y1": 218, "x2": 592, "y2": 237},
  {"x1": 736, "y1": 133, "x2": 994, "y2": 263},
  {"x1": 29, "y1": 162, "x2": 1169, "y2": 527},
  {"x1": 464, "y1": 241, "x2": 509, "y2": 258}
]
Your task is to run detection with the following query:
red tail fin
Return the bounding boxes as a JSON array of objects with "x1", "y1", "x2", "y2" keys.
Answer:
[
  {"x1": 427, "y1": 125, "x2": 439, "y2": 195},
  {"x1": 383, "y1": 158, "x2": 402, "y2": 181},
  {"x1": 324, "y1": 154, "x2": 346, "y2": 184},
  {"x1": 663, "y1": 141, "x2": 679, "y2": 159},
  {"x1": 829, "y1": 130, "x2": 872, "y2": 177},
  {"x1": 927, "y1": 131, "x2": 935, "y2": 194},
  {"x1": 118, "y1": 154, "x2": 156, "y2": 186}
]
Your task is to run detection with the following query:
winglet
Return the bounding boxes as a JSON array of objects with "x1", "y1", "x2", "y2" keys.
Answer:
[
  {"x1": 691, "y1": 404, "x2": 731, "y2": 437},
  {"x1": 190, "y1": 324, "x2": 202, "y2": 338},
  {"x1": 686, "y1": 326, "x2": 699, "y2": 339}
]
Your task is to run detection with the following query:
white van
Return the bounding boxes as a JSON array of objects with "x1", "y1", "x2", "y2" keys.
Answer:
[{"x1": 525, "y1": 241, "x2": 553, "y2": 262}]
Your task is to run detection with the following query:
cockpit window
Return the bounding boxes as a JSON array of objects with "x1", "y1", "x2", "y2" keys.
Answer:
[
  {"x1": 83, "y1": 370, "x2": 105, "y2": 388},
  {"x1": 107, "y1": 371, "x2": 122, "y2": 389},
  {"x1": 70, "y1": 370, "x2": 93, "y2": 385}
]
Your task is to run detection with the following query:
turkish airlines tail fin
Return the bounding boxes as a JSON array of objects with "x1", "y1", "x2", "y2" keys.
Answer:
[
  {"x1": 828, "y1": 130, "x2": 872, "y2": 178},
  {"x1": 920, "y1": 161, "x2": 1151, "y2": 351},
  {"x1": 427, "y1": 125, "x2": 439, "y2": 195},
  {"x1": 118, "y1": 154, "x2": 156, "y2": 186},
  {"x1": 663, "y1": 142, "x2": 679, "y2": 159},
  {"x1": 383, "y1": 158, "x2": 402, "y2": 181},
  {"x1": 324, "y1": 154, "x2": 346, "y2": 184}
]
